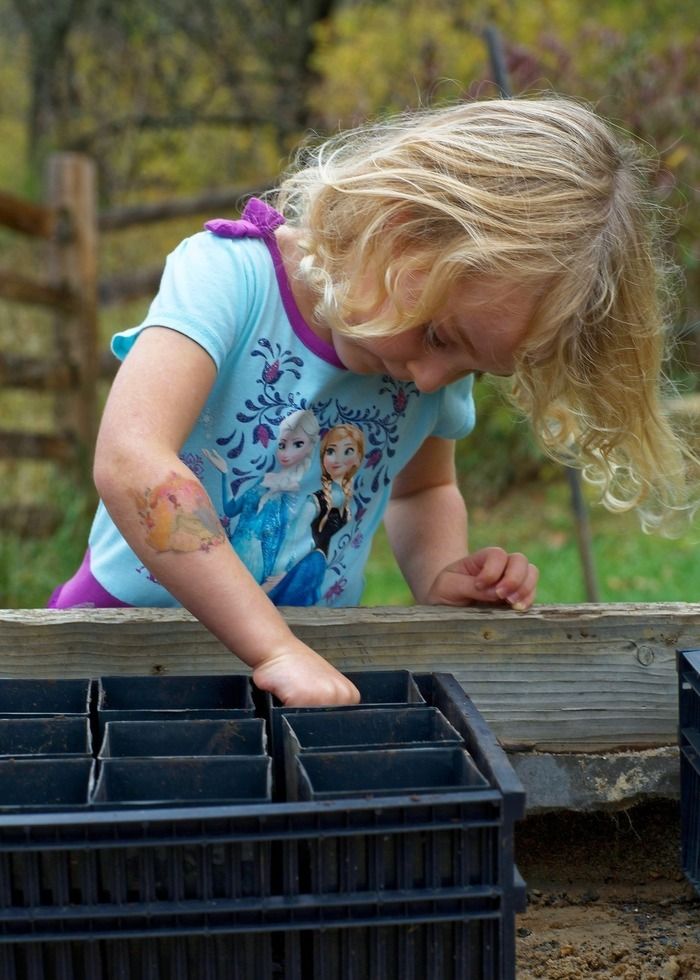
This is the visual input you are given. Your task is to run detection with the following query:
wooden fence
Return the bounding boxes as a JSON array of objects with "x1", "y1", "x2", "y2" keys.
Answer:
[{"x1": 0, "y1": 153, "x2": 260, "y2": 534}]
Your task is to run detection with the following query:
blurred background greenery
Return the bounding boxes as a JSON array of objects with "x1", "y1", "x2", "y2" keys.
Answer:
[{"x1": 0, "y1": 0, "x2": 698, "y2": 608}]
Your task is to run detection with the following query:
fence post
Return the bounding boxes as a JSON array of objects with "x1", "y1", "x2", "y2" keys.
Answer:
[{"x1": 46, "y1": 153, "x2": 99, "y2": 499}]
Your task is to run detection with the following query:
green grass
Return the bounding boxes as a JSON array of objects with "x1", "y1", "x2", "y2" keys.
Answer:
[
  {"x1": 0, "y1": 478, "x2": 93, "y2": 608},
  {"x1": 361, "y1": 477, "x2": 700, "y2": 606}
]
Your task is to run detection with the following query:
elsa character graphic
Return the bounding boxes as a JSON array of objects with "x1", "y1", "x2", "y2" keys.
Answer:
[
  {"x1": 202, "y1": 409, "x2": 320, "y2": 583},
  {"x1": 267, "y1": 423, "x2": 365, "y2": 607}
]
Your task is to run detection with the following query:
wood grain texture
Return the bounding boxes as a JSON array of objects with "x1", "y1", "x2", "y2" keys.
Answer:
[{"x1": 2, "y1": 603, "x2": 698, "y2": 753}]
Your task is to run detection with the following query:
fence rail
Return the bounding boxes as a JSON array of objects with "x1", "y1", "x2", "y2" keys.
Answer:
[
  {"x1": 0, "y1": 269, "x2": 79, "y2": 310},
  {"x1": 0, "y1": 190, "x2": 56, "y2": 239},
  {"x1": 0, "y1": 352, "x2": 76, "y2": 389},
  {"x1": 0, "y1": 431, "x2": 77, "y2": 463}
]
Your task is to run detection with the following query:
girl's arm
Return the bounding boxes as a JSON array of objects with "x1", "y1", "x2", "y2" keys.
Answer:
[
  {"x1": 383, "y1": 436, "x2": 538, "y2": 609},
  {"x1": 94, "y1": 326, "x2": 359, "y2": 706}
]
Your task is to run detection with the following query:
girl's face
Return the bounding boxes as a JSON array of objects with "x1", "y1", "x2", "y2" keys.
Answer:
[
  {"x1": 331, "y1": 277, "x2": 540, "y2": 393},
  {"x1": 277, "y1": 428, "x2": 313, "y2": 468},
  {"x1": 323, "y1": 435, "x2": 360, "y2": 481}
]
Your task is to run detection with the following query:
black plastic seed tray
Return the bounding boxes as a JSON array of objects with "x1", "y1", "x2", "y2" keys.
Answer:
[
  {"x1": 96, "y1": 675, "x2": 254, "y2": 736},
  {"x1": 281, "y1": 706, "x2": 463, "y2": 800},
  {"x1": 291, "y1": 746, "x2": 489, "y2": 801},
  {"x1": 91, "y1": 756, "x2": 272, "y2": 807},
  {"x1": 275, "y1": 673, "x2": 524, "y2": 892},
  {"x1": 0, "y1": 718, "x2": 91, "y2": 757},
  {"x1": 0, "y1": 678, "x2": 91, "y2": 717},
  {"x1": 282, "y1": 705, "x2": 461, "y2": 753},
  {"x1": 289, "y1": 902, "x2": 521, "y2": 980},
  {"x1": 677, "y1": 649, "x2": 700, "y2": 894},
  {"x1": 344, "y1": 669, "x2": 426, "y2": 703},
  {"x1": 272, "y1": 671, "x2": 524, "y2": 979},
  {"x1": 0, "y1": 933, "x2": 274, "y2": 980},
  {"x1": 261, "y1": 669, "x2": 427, "y2": 790},
  {"x1": 0, "y1": 757, "x2": 94, "y2": 809},
  {"x1": 0, "y1": 670, "x2": 524, "y2": 980},
  {"x1": 99, "y1": 718, "x2": 266, "y2": 759}
]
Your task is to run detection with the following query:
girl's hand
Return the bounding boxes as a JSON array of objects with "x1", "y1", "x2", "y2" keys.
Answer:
[
  {"x1": 252, "y1": 642, "x2": 361, "y2": 707},
  {"x1": 426, "y1": 546, "x2": 538, "y2": 611}
]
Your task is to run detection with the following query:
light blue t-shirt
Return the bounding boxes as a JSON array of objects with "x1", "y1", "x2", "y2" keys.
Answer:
[{"x1": 87, "y1": 200, "x2": 475, "y2": 607}]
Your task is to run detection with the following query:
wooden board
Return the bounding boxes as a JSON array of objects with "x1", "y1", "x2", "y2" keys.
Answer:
[{"x1": 1, "y1": 603, "x2": 698, "y2": 753}]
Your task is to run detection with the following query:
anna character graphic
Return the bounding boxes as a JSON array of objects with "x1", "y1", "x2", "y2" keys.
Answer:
[
  {"x1": 267, "y1": 423, "x2": 365, "y2": 607},
  {"x1": 203, "y1": 409, "x2": 320, "y2": 583}
]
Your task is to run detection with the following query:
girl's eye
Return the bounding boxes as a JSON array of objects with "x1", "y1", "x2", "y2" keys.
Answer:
[{"x1": 424, "y1": 324, "x2": 447, "y2": 351}]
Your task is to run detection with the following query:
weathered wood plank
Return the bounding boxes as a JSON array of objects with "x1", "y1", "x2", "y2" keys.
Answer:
[
  {"x1": 0, "y1": 431, "x2": 76, "y2": 462},
  {"x1": 0, "y1": 269, "x2": 77, "y2": 311},
  {"x1": 0, "y1": 352, "x2": 75, "y2": 390},
  {"x1": 1, "y1": 604, "x2": 697, "y2": 753},
  {"x1": 0, "y1": 190, "x2": 55, "y2": 238}
]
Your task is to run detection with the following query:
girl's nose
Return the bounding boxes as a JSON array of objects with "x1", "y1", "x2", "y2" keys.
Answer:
[{"x1": 407, "y1": 357, "x2": 452, "y2": 394}]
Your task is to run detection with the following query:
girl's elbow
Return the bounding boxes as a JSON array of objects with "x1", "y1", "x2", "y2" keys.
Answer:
[
  {"x1": 93, "y1": 440, "x2": 137, "y2": 505},
  {"x1": 94, "y1": 458, "x2": 120, "y2": 506}
]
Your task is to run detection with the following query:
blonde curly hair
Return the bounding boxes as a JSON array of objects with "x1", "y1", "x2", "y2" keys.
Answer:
[{"x1": 272, "y1": 96, "x2": 697, "y2": 533}]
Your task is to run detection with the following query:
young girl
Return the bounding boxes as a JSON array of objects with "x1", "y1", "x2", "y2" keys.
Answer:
[{"x1": 50, "y1": 96, "x2": 696, "y2": 707}]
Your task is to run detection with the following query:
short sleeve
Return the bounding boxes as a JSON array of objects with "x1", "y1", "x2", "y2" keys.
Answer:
[
  {"x1": 111, "y1": 232, "x2": 256, "y2": 370},
  {"x1": 431, "y1": 374, "x2": 476, "y2": 440}
]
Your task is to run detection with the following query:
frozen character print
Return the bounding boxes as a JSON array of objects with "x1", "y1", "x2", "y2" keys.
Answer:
[
  {"x1": 203, "y1": 409, "x2": 320, "y2": 583},
  {"x1": 267, "y1": 423, "x2": 365, "y2": 606}
]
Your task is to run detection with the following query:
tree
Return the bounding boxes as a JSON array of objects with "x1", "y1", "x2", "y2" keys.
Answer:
[
  {"x1": 8, "y1": 0, "x2": 89, "y2": 171},
  {"x1": 5, "y1": 0, "x2": 342, "y2": 198}
]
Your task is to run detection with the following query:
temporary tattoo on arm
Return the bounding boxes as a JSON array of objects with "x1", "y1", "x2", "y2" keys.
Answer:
[{"x1": 134, "y1": 472, "x2": 226, "y2": 554}]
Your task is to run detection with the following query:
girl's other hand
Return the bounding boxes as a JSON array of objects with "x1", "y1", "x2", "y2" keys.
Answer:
[
  {"x1": 426, "y1": 546, "x2": 538, "y2": 611},
  {"x1": 252, "y1": 643, "x2": 361, "y2": 706}
]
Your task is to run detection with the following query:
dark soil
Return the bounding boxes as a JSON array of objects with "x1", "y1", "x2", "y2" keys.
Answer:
[{"x1": 515, "y1": 800, "x2": 700, "y2": 979}]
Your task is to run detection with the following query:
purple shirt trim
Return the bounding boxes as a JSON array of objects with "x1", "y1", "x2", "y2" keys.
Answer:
[
  {"x1": 206, "y1": 199, "x2": 346, "y2": 371},
  {"x1": 263, "y1": 233, "x2": 346, "y2": 370},
  {"x1": 48, "y1": 549, "x2": 131, "y2": 609}
]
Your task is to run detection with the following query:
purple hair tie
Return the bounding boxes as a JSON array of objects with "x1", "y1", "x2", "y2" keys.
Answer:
[{"x1": 204, "y1": 198, "x2": 285, "y2": 239}]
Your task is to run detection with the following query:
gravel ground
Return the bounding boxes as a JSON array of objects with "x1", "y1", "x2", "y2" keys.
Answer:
[{"x1": 514, "y1": 800, "x2": 700, "y2": 979}]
